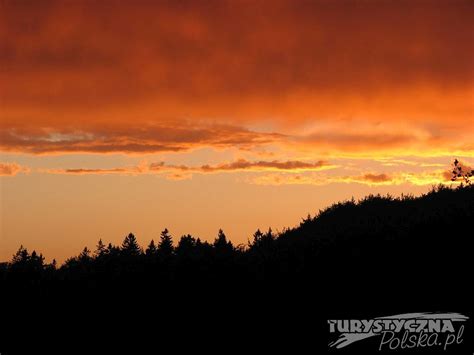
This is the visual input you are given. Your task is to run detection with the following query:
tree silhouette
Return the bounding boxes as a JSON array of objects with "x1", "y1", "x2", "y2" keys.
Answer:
[
  {"x1": 121, "y1": 233, "x2": 142, "y2": 256},
  {"x1": 107, "y1": 242, "x2": 119, "y2": 254},
  {"x1": 158, "y1": 228, "x2": 174, "y2": 257},
  {"x1": 11, "y1": 245, "x2": 29, "y2": 265},
  {"x1": 79, "y1": 247, "x2": 91, "y2": 262},
  {"x1": 250, "y1": 228, "x2": 274, "y2": 250},
  {"x1": 176, "y1": 234, "x2": 196, "y2": 257},
  {"x1": 451, "y1": 159, "x2": 473, "y2": 184},
  {"x1": 95, "y1": 239, "x2": 107, "y2": 257},
  {"x1": 30, "y1": 251, "x2": 44, "y2": 265},
  {"x1": 213, "y1": 229, "x2": 233, "y2": 254},
  {"x1": 262, "y1": 228, "x2": 274, "y2": 246},
  {"x1": 250, "y1": 229, "x2": 264, "y2": 248},
  {"x1": 145, "y1": 240, "x2": 157, "y2": 256},
  {"x1": 9, "y1": 247, "x2": 44, "y2": 281}
]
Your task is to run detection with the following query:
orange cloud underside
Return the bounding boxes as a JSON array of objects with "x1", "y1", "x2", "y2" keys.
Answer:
[{"x1": 1, "y1": 0, "x2": 473, "y2": 157}]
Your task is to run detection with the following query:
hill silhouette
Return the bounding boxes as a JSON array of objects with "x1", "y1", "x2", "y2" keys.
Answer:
[
  {"x1": 1, "y1": 184, "x2": 472, "y2": 285},
  {"x1": 1, "y1": 183, "x2": 473, "y2": 354}
]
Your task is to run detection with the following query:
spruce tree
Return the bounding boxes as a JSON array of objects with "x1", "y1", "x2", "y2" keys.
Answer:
[
  {"x1": 121, "y1": 233, "x2": 142, "y2": 256},
  {"x1": 158, "y1": 228, "x2": 174, "y2": 257}
]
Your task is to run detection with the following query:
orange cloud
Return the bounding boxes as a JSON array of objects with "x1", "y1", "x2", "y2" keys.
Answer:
[
  {"x1": 204, "y1": 159, "x2": 330, "y2": 172},
  {"x1": 248, "y1": 170, "x2": 452, "y2": 187},
  {"x1": 0, "y1": 124, "x2": 283, "y2": 154},
  {"x1": 151, "y1": 159, "x2": 332, "y2": 173},
  {"x1": 42, "y1": 160, "x2": 457, "y2": 187},
  {"x1": 295, "y1": 131, "x2": 417, "y2": 153},
  {"x1": 46, "y1": 167, "x2": 140, "y2": 175},
  {"x1": 0, "y1": 162, "x2": 30, "y2": 176},
  {"x1": 44, "y1": 159, "x2": 333, "y2": 175},
  {"x1": 2, "y1": 1, "x2": 472, "y2": 109},
  {"x1": 1, "y1": 0, "x2": 473, "y2": 158}
]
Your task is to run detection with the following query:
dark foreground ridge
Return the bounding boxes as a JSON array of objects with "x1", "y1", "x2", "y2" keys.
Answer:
[
  {"x1": 1, "y1": 184, "x2": 473, "y2": 354},
  {"x1": 1, "y1": 184, "x2": 472, "y2": 286}
]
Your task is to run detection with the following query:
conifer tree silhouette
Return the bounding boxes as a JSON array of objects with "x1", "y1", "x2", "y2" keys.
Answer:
[
  {"x1": 250, "y1": 229, "x2": 263, "y2": 248},
  {"x1": 11, "y1": 245, "x2": 29, "y2": 265},
  {"x1": 158, "y1": 229, "x2": 174, "y2": 257},
  {"x1": 213, "y1": 229, "x2": 233, "y2": 254},
  {"x1": 121, "y1": 233, "x2": 142, "y2": 256},
  {"x1": 145, "y1": 240, "x2": 157, "y2": 256},
  {"x1": 95, "y1": 239, "x2": 107, "y2": 257}
]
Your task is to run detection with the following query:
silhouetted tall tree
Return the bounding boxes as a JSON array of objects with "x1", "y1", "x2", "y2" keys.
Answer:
[
  {"x1": 158, "y1": 229, "x2": 174, "y2": 257},
  {"x1": 121, "y1": 233, "x2": 142, "y2": 256},
  {"x1": 213, "y1": 229, "x2": 233, "y2": 254},
  {"x1": 95, "y1": 239, "x2": 107, "y2": 257},
  {"x1": 11, "y1": 245, "x2": 29, "y2": 265},
  {"x1": 250, "y1": 229, "x2": 264, "y2": 248}
]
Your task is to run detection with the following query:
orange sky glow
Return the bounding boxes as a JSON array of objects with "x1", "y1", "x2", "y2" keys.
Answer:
[{"x1": 1, "y1": 0, "x2": 473, "y2": 262}]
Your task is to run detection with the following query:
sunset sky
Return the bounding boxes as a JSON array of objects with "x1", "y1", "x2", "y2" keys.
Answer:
[{"x1": 1, "y1": 0, "x2": 473, "y2": 262}]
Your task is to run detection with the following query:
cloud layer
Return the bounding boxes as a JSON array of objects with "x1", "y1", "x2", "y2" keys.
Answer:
[
  {"x1": 7, "y1": 157, "x2": 465, "y2": 189},
  {"x1": 1, "y1": 0, "x2": 473, "y2": 158},
  {"x1": 248, "y1": 170, "x2": 453, "y2": 187},
  {"x1": 44, "y1": 159, "x2": 332, "y2": 176},
  {"x1": 0, "y1": 124, "x2": 282, "y2": 154}
]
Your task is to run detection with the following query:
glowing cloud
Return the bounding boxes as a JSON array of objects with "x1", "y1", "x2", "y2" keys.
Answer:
[{"x1": 0, "y1": 162, "x2": 30, "y2": 176}]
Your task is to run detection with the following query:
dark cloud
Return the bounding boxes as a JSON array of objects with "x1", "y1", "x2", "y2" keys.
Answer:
[
  {"x1": 197, "y1": 159, "x2": 329, "y2": 172},
  {"x1": 47, "y1": 159, "x2": 331, "y2": 175},
  {"x1": 0, "y1": 124, "x2": 282, "y2": 154},
  {"x1": 150, "y1": 158, "x2": 332, "y2": 173},
  {"x1": 361, "y1": 173, "x2": 392, "y2": 183},
  {"x1": 60, "y1": 168, "x2": 132, "y2": 174}
]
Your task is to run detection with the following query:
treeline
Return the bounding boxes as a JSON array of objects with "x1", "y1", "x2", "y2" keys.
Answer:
[
  {"x1": 1, "y1": 183, "x2": 473, "y2": 287},
  {"x1": 1, "y1": 226, "x2": 279, "y2": 284}
]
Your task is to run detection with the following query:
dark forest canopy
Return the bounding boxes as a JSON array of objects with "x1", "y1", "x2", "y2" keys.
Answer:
[
  {"x1": 0, "y1": 182, "x2": 472, "y2": 355},
  {"x1": 1, "y1": 183, "x2": 472, "y2": 285}
]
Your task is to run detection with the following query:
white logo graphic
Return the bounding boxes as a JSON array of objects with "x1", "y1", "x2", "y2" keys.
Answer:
[{"x1": 328, "y1": 312, "x2": 468, "y2": 351}]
